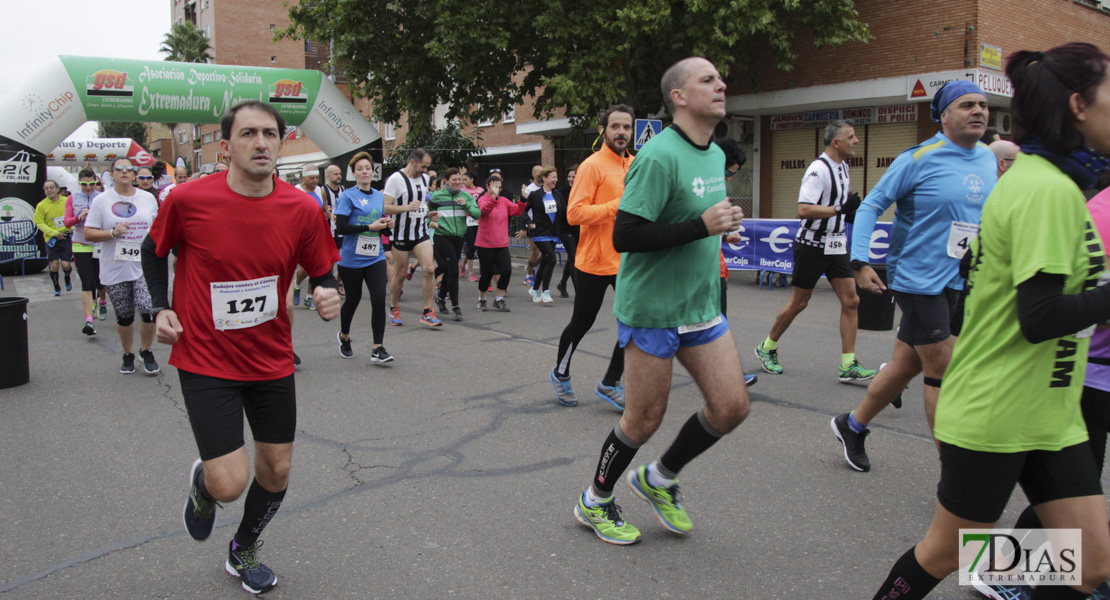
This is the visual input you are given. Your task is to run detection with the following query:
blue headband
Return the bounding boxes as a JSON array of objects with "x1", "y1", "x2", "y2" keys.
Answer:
[{"x1": 930, "y1": 80, "x2": 986, "y2": 123}]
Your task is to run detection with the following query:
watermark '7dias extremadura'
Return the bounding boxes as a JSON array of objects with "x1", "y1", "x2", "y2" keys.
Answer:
[{"x1": 960, "y1": 529, "x2": 1082, "y2": 587}]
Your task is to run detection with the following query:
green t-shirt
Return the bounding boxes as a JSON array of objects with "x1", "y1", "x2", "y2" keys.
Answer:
[
  {"x1": 613, "y1": 127, "x2": 726, "y2": 328},
  {"x1": 934, "y1": 153, "x2": 1104, "y2": 452}
]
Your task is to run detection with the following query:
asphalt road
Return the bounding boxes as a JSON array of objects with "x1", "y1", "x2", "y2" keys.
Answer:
[{"x1": 0, "y1": 264, "x2": 1084, "y2": 599}]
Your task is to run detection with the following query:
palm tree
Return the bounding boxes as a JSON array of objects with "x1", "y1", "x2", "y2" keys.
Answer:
[
  {"x1": 159, "y1": 22, "x2": 213, "y2": 165},
  {"x1": 159, "y1": 22, "x2": 213, "y2": 63}
]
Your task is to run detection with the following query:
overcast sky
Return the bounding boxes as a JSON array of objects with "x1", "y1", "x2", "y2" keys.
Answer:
[{"x1": 0, "y1": 1, "x2": 171, "y2": 139}]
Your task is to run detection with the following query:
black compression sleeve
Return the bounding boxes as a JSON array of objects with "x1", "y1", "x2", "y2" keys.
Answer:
[
  {"x1": 141, "y1": 235, "x2": 171, "y2": 313},
  {"x1": 309, "y1": 271, "x2": 338, "y2": 290},
  {"x1": 333, "y1": 213, "x2": 370, "y2": 235},
  {"x1": 1016, "y1": 271, "x2": 1110, "y2": 343},
  {"x1": 612, "y1": 210, "x2": 710, "y2": 253}
]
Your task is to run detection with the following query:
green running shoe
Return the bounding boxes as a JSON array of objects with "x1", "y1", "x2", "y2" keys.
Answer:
[
  {"x1": 574, "y1": 493, "x2": 641, "y2": 545},
  {"x1": 627, "y1": 465, "x2": 692, "y2": 534},
  {"x1": 754, "y1": 343, "x2": 783, "y2": 374},
  {"x1": 838, "y1": 359, "x2": 877, "y2": 383}
]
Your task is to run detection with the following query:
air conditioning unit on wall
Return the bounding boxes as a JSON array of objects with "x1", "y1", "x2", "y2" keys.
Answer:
[
  {"x1": 714, "y1": 118, "x2": 750, "y2": 142},
  {"x1": 988, "y1": 110, "x2": 1012, "y2": 135}
]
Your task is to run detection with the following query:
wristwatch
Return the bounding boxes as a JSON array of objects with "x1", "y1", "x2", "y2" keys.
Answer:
[{"x1": 850, "y1": 259, "x2": 868, "y2": 271}]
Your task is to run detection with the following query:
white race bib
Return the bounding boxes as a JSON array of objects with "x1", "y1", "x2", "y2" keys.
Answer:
[
  {"x1": 947, "y1": 221, "x2": 979, "y2": 259},
  {"x1": 53, "y1": 216, "x2": 65, "y2": 229},
  {"x1": 92, "y1": 243, "x2": 103, "y2": 259},
  {"x1": 114, "y1": 240, "x2": 142, "y2": 262},
  {"x1": 355, "y1": 233, "x2": 381, "y2": 257},
  {"x1": 823, "y1": 232, "x2": 847, "y2": 255},
  {"x1": 466, "y1": 215, "x2": 479, "y2": 227},
  {"x1": 210, "y1": 275, "x2": 280, "y2": 331},
  {"x1": 413, "y1": 202, "x2": 427, "y2": 218},
  {"x1": 677, "y1": 314, "x2": 724, "y2": 335},
  {"x1": 543, "y1": 198, "x2": 558, "y2": 215}
]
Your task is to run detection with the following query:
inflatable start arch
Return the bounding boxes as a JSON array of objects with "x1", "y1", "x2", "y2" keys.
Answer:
[{"x1": 0, "y1": 55, "x2": 380, "y2": 219}]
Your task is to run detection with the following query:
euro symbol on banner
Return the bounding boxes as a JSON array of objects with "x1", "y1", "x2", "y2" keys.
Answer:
[
  {"x1": 760, "y1": 226, "x2": 793, "y2": 253},
  {"x1": 869, "y1": 229, "x2": 890, "y2": 261},
  {"x1": 727, "y1": 224, "x2": 749, "y2": 251}
]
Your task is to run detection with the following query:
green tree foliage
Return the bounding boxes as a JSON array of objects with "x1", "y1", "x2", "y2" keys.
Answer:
[
  {"x1": 282, "y1": 0, "x2": 870, "y2": 135},
  {"x1": 385, "y1": 123, "x2": 483, "y2": 172},
  {"x1": 159, "y1": 22, "x2": 213, "y2": 63},
  {"x1": 97, "y1": 122, "x2": 148, "y2": 147}
]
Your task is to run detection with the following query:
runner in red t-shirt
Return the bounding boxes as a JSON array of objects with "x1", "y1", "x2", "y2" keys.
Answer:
[{"x1": 142, "y1": 101, "x2": 340, "y2": 595}]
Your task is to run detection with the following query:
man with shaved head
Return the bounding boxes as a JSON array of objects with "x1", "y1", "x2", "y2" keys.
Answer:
[
  {"x1": 989, "y1": 139, "x2": 1020, "y2": 177},
  {"x1": 572, "y1": 57, "x2": 751, "y2": 546}
]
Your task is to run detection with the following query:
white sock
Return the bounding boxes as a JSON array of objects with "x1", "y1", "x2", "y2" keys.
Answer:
[
  {"x1": 646, "y1": 461, "x2": 674, "y2": 488},
  {"x1": 584, "y1": 487, "x2": 610, "y2": 507},
  {"x1": 495, "y1": 296, "x2": 503, "y2": 301}
]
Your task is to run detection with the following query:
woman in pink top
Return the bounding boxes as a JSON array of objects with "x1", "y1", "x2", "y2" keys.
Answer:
[{"x1": 475, "y1": 174, "x2": 527, "y2": 312}]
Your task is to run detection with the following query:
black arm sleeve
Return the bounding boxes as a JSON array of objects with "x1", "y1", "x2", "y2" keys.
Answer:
[
  {"x1": 333, "y1": 213, "x2": 370, "y2": 235},
  {"x1": 141, "y1": 234, "x2": 171, "y2": 313},
  {"x1": 1016, "y1": 271, "x2": 1110, "y2": 343},
  {"x1": 612, "y1": 210, "x2": 710, "y2": 253},
  {"x1": 309, "y1": 271, "x2": 338, "y2": 290}
]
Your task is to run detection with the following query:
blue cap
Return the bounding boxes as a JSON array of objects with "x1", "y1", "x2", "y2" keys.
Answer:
[{"x1": 930, "y1": 80, "x2": 987, "y2": 123}]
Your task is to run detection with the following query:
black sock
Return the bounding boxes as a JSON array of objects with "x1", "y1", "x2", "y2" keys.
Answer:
[
  {"x1": 591, "y1": 425, "x2": 640, "y2": 496},
  {"x1": 233, "y1": 479, "x2": 286, "y2": 547},
  {"x1": 63, "y1": 269, "x2": 71, "y2": 284},
  {"x1": 871, "y1": 546, "x2": 941, "y2": 600},
  {"x1": 50, "y1": 270, "x2": 59, "y2": 291},
  {"x1": 1013, "y1": 505, "x2": 1042, "y2": 529},
  {"x1": 1031, "y1": 585, "x2": 1092, "y2": 599},
  {"x1": 659, "y1": 409, "x2": 724, "y2": 475}
]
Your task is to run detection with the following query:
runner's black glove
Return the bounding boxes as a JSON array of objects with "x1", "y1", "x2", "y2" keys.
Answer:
[{"x1": 839, "y1": 192, "x2": 862, "y2": 223}]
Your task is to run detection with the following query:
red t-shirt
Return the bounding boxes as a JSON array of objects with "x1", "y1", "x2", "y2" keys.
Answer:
[{"x1": 148, "y1": 173, "x2": 340, "y2": 381}]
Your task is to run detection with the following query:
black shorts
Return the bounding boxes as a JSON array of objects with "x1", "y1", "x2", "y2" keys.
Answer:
[
  {"x1": 47, "y1": 237, "x2": 73, "y2": 262},
  {"x1": 894, "y1": 289, "x2": 960, "y2": 346},
  {"x1": 73, "y1": 251, "x2": 100, "y2": 292},
  {"x1": 391, "y1": 235, "x2": 430, "y2": 252},
  {"x1": 791, "y1": 243, "x2": 853, "y2": 289},
  {"x1": 937, "y1": 441, "x2": 1102, "y2": 523},
  {"x1": 178, "y1": 369, "x2": 297, "y2": 461}
]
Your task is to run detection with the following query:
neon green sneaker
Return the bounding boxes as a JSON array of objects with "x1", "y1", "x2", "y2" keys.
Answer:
[
  {"x1": 838, "y1": 359, "x2": 877, "y2": 383},
  {"x1": 574, "y1": 492, "x2": 641, "y2": 545},
  {"x1": 755, "y1": 343, "x2": 783, "y2": 374},
  {"x1": 627, "y1": 465, "x2": 693, "y2": 534}
]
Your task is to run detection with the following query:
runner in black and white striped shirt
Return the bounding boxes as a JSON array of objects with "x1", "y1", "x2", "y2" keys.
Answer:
[
  {"x1": 754, "y1": 119, "x2": 877, "y2": 383},
  {"x1": 384, "y1": 148, "x2": 443, "y2": 327}
]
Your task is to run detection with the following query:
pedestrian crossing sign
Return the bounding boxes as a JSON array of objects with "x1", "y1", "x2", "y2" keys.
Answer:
[{"x1": 634, "y1": 119, "x2": 663, "y2": 150}]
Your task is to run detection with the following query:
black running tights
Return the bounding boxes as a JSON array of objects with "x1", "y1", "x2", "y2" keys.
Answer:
[
  {"x1": 433, "y1": 235, "x2": 464, "y2": 308},
  {"x1": 554, "y1": 271, "x2": 623, "y2": 382},
  {"x1": 532, "y1": 240, "x2": 557, "y2": 291},
  {"x1": 338, "y1": 262, "x2": 387, "y2": 344},
  {"x1": 477, "y1": 246, "x2": 511, "y2": 292}
]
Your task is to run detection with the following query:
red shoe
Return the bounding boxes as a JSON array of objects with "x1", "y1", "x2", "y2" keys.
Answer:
[
  {"x1": 406, "y1": 263, "x2": 417, "y2": 281},
  {"x1": 459, "y1": 264, "x2": 466, "y2": 276}
]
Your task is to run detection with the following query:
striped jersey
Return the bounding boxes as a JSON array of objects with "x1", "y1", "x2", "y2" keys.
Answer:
[
  {"x1": 795, "y1": 152, "x2": 848, "y2": 247},
  {"x1": 383, "y1": 170, "x2": 429, "y2": 242}
]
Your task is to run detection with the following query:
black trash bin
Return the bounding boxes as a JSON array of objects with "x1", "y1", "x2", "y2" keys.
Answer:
[
  {"x1": 857, "y1": 265, "x2": 895, "y2": 331},
  {"x1": 0, "y1": 296, "x2": 30, "y2": 389}
]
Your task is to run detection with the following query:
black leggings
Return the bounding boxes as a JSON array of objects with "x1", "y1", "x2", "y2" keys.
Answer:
[
  {"x1": 433, "y1": 235, "x2": 464, "y2": 308},
  {"x1": 463, "y1": 226, "x2": 478, "y2": 260},
  {"x1": 73, "y1": 251, "x2": 101, "y2": 292},
  {"x1": 338, "y1": 262, "x2": 388, "y2": 345},
  {"x1": 532, "y1": 240, "x2": 557, "y2": 291},
  {"x1": 554, "y1": 271, "x2": 624, "y2": 383},
  {"x1": 1012, "y1": 384, "x2": 1110, "y2": 529},
  {"x1": 559, "y1": 234, "x2": 578, "y2": 288},
  {"x1": 477, "y1": 246, "x2": 511, "y2": 292}
]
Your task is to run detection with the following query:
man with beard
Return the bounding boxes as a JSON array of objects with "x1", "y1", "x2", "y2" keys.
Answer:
[{"x1": 549, "y1": 105, "x2": 635, "y2": 410}]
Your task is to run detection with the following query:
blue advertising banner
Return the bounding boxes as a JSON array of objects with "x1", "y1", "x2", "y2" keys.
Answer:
[{"x1": 721, "y1": 219, "x2": 893, "y2": 274}]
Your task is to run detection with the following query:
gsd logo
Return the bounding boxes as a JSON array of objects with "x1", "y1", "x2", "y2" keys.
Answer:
[
  {"x1": 105, "y1": 153, "x2": 117, "y2": 160},
  {"x1": 86, "y1": 70, "x2": 134, "y2": 97},
  {"x1": 269, "y1": 79, "x2": 308, "y2": 104},
  {"x1": 62, "y1": 153, "x2": 77, "y2": 161},
  {"x1": 83, "y1": 153, "x2": 97, "y2": 161}
]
